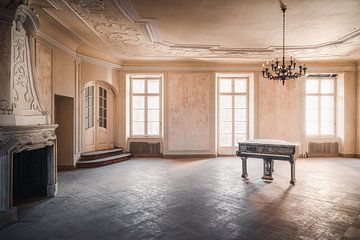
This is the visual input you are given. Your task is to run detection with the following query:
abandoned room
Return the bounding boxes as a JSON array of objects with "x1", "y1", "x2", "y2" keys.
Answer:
[{"x1": 0, "y1": 0, "x2": 359, "y2": 239}]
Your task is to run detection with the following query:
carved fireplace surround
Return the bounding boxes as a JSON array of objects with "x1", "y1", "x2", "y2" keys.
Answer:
[{"x1": 0, "y1": 2, "x2": 58, "y2": 227}]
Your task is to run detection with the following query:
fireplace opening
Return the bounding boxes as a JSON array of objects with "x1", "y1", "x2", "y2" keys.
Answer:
[{"x1": 13, "y1": 147, "x2": 49, "y2": 206}]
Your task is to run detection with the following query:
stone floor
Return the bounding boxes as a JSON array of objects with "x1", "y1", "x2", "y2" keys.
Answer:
[{"x1": 0, "y1": 157, "x2": 360, "y2": 240}]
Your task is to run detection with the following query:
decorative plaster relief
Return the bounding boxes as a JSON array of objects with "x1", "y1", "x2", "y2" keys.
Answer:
[
  {"x1": 10, "y1": 4, "x2": 44, "y2": 115},
  {"x1": 61, "y1": 0, "x2": 360, "y2": 59}
]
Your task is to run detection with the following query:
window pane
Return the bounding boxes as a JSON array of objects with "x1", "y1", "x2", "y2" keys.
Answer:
[
  {"x1": 234, "y1": 95, "x2": 246, "y2": 108},
  {"x1": 321, "y1": 122, "x2": 334, "y2": 135},
  {"x1": 234, "y1": 134, "x2": 246, "y2": 145},
  {"x1": 306, "y1": 122, "x2": 318, "y2": 135},
  {"x1": 132, "y1": 121, "x2": 144, "y2": 135},
  {"x1": 148, "y1": 96, "x2": 159, "y2": 109},
  {"x1": 235, "y1": 109, "x2": 246, "y2": 121},
  {"x1": 234, "y1": 79, "x2": 246, "y2": 93},
  {"x1": 89, "y1": 86, "x2": 94, "y2": 95},
  {"x1": 148, "y1": 122, "x2": 159, "y2": 135},
  {"x1": 220, "y1": 134, "x2": 232, "y2": 147},
  {"x1": 219, "y1": 121, "x2": 232, "y2": 134},
  {"x1": 306, "y1": 79, "x2": 319, "y2": 93},
  {"x1": 306, "y1": 96, "x2": 319, "y2": 109},
  {"x1": 148, "y1": 109, "x2": 159, "y2": 121},
  {"x1": 306, "y1": 109, "x2": 318, "y2": 122},
  {"x1": 132, "y1": 79, "x2": 145, "y2": 93},
  {"x1": 219, "y1": 79, "x2": 232, "y2": 93},
  {"x1": 321, "y1": 96, "x2": 333, "y2": 109},
  {"x1": 321, "y1": 109, "x2": 333, "y2": 122},
  {"x1": 321, "y1": 80, "x2": 333, "y2": 94},
  {"x1": 220, "y1": 95, "x2": 232, "y2": 109},
  {"x1": 234, "y1": 122, "x2": 246, "y2": 133},
  {"x1": 132, "y1": 110, "x2": 144, "y2": 121},
  {"x1": 133, "y1": 96, "x2": 144, "y2": 109},
  {"x1": 148, "y1": 80, "x2": 160, "y2": 93},
  {"x1": 220, "y1": 109, "x2": 232, "y2": 121}
]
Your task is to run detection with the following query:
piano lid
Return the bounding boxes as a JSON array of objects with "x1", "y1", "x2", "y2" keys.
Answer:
[{"x1": 239, "y1": 139, "x2": 300, "y2": 146}]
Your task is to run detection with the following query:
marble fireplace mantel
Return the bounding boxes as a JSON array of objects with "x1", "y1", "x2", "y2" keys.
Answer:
[{"x1": 0, "y1": 124, "x2": 58, "y2": 227}]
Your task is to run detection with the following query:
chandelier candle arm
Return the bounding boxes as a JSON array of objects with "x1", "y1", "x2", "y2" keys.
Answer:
[{"x1": 262, "y1": 1, "x2": 307, "y2": 85}]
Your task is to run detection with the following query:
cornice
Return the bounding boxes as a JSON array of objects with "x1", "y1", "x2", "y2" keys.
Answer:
[
  {"x1": 122, "y1": 65, "x2": 357, "y2": 73},
  {"x1": 122, "y1": 66, "x2": 262, "y2": 72},
  {"x1": 36, "y1": 31, "x2": 122, "y2": 70},
  {"x1": 77, "y1": 54, "x2": 122, "y2": 70}
]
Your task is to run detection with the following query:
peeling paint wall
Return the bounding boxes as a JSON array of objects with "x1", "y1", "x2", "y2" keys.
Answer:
[{"x1": 164, "y1": 72, "x2": 216, "y2": 155}]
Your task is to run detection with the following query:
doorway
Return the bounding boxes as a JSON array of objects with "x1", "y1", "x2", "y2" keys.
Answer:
[
  {"x1": 55, "y1": 95, "x2": 74, "y2": 168},
  {"x1": 82, "y1": 81, "x2": 115, "y2": 152}
]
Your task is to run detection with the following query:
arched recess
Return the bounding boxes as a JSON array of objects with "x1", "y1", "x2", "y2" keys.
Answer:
[{"x1": 81, "y1": 80, "x2": 116, "y2": 152}]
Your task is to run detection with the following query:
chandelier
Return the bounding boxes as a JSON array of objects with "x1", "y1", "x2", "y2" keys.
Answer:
[{"x1": 262, "y1": 1, "x2": 307, "y2": 85}]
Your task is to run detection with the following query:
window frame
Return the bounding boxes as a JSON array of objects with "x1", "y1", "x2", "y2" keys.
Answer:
[
  {"x1": 305, "y1": 77, "x2": 336, "y2": 137},
  {"x1": 129, "y1": 75, "x2": 162, "y2": 137},
  {"x1": 217, "y1": 75, "x2": 249, "y2": 148},
  {"x1": 84, "y1": 85, "x2": 94, "y2": 130}
]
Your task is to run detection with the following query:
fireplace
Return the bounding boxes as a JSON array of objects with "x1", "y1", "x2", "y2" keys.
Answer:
[
  {"x1": 0, "y1": 3, "x2": 58, "y2": 228},
  {"x1": 0, "y1": 125, "x2": 58, "y2": 227},
  {"x1": 13, "y1": 147, "x2": 49, "y2": 206}
]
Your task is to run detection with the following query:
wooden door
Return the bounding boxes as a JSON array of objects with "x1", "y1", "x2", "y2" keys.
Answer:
[
  {"x1": 95, "y1": 83, "x2": 114, "y2": 150},
  {"x1": 82, "y1": 82, "x2": 114, "y2": 152}
]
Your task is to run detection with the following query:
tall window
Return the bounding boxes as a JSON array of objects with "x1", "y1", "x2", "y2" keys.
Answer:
[
  {"x1": 84, "y1": 86, "x2": 94, "y2": 129},
  {"x1": 218, "y1": 75, "x2": 248, "y2": 147},
  {"x1": 305, "y1": 77, "x2": 336, "y2": 136},
  {"x1": 130, "y1": 75, "x2": 162, "y2": 137}
]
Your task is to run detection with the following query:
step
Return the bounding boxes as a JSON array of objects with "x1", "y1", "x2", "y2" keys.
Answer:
[
  {"x1": 77, "y1": 153, "x2": 132, "y2": 168},
  {"x1": 80, "y1": 148, "x2": 124, "y2": 161}
]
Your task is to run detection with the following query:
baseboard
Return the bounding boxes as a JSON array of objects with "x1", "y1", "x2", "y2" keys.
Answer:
[
  {"x1": 338, "y1": 153, "x2": 356, "y2": 158},
  {"x1": 356, "y1": 154, "x2": 360, "y2": 159},
  {"x1": 57, "y1": 165, "x2": 76, "y2": 171},
  {"x1": 132, "y1": 153, "x2": 163, "y2": 158},
  {"x1": 307, "y1": 153, "x2": 339, "y2": 157},
  {"x1": 163, "y1": 154, "x2": 217, "y2": 159}
]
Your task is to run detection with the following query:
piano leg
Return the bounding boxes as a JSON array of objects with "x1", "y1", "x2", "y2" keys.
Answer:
[
  {"x1": 272, "y1": 159, "x2": 274, "y2": 172},
  {"x1": 290, "y1": 161, "x2": 296, "y2": 185},
  {"x1": 241, "y1": 157, "x2": 248, "y2": 179},
  {"x1": 262, "y1": 158, "x2": 274, "y2": 181}
]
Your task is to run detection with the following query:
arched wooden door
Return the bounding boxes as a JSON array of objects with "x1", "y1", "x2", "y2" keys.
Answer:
[{"x1": 82, "y1": 82, "x2": 115, "y2": 152}]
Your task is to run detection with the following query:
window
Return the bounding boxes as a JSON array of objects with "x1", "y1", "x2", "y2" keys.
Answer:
[
  {"x1": 217, "y1": 75, "x2": 248, "y2": 147},
  {"x1": 305, "y1": 77, "x2": 336, "y2": 136},
  {"x1": 99, "y1": 87, "x2": 107, "y2": 128},
  {"x1": 84, "y1": 86, "x2": 94, "y2": 129},
  {"x1": 130, "y1": 75, "x2": 162, "y2": 136}
]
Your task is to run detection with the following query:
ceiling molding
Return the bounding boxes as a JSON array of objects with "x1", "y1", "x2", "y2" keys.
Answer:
[
  {"x1": 36, "y1": 31, "x2": 123, "y2": 70},
  {"x1": 122, "y1": 65, "x2": 357, "y2": 73},
  {"x1": 122, "y1": 66, "x2": 262, "y2": 72},
  {"x1": 112, "y1": 0, "x2": 360, "y2": 59},
  {"x1": 77, "y1": 54, "x2": 123, "y2": 70},
  {"x1": 36, "y1": 30, "x2": 77, "y2": 57}
]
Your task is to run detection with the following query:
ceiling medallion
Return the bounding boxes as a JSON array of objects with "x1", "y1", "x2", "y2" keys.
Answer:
[{"x1": 262, "y1": 1, "x2": 307, "y2": 85}]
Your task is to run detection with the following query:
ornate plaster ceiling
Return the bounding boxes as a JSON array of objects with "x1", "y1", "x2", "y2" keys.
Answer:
[{"x1": 31, "y1": 0, "x2": 360, "y2": 62}]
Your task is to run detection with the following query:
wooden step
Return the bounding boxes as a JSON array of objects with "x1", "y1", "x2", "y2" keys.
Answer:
[
  {"x1": 80, "y1": 148, "x2": 124, "y2": 161},
  {"x1": 76, "y1": 153, "x2": 132, "y2": 168}
]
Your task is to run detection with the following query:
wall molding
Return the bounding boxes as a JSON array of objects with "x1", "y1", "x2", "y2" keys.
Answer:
[{"x1": 36, "y1": 31, "x2": 122, "y2": 70}]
